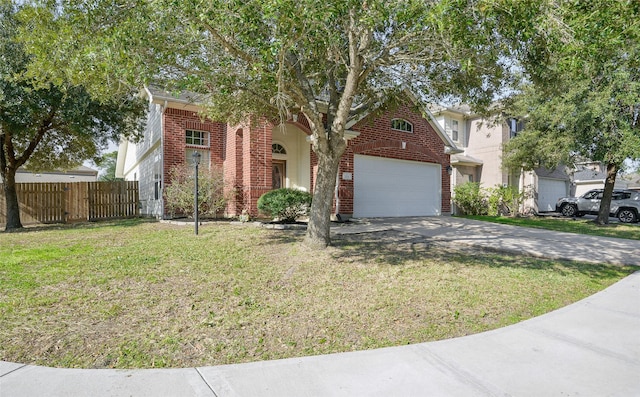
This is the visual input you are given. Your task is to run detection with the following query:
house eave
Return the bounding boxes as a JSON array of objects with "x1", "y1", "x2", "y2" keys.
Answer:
[
  {"x1": 450, "y1": 154, "x2": 483, "y2": 166},
  {"x1": 142, "y1": 86, "x2": 204, "y2": 113}
]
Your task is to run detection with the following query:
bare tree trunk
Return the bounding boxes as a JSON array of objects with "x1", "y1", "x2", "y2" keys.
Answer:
[
  {"x1": 304, "y1": 150, "x2": 342, "y2": 249},
  {"x1": 3, "y1": 167, "x2": 23, "y2": 230},
  {"x1": 596, "y1": 162, "x2": 617, "y2": 225}
]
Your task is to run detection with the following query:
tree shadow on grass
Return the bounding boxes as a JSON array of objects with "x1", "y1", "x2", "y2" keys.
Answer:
[{"x1": 256, "y1": 228, "x2": 635, "y2": 280}]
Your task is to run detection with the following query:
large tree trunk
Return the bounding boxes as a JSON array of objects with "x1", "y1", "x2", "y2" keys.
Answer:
[
  {"x1": 596, "y1": 162, "x2": 617, "y2": 225},
  {"x1": 304, "y1": 150, "x2": 342, "y2": 249},
  {"x1": 3, "y1": 167, "x2": 23, "y2": 231}
]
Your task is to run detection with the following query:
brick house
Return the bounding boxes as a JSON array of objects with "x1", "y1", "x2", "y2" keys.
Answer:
[{"x1": 116, "y1": 87, "x2": 460, "y2": 219}]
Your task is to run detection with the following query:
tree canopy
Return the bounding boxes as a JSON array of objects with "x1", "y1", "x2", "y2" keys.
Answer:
[
  {"x1": 498, "y1": 0, "x2": 640, "y2": 224},
  {"x1": 0, "y1": 0, "x2": 147, "y2": 230},
  {"x1": 19, "y1": 0, "x2": 516, "y2": 245}
]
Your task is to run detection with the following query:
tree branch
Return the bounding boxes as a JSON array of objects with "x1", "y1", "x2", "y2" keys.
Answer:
[
  {"x1": 197, "y1": 19, "x2": 256, "y2": 65},
  {"x1": 14, "y1": 106, "x2": 58, "y2": 168}
]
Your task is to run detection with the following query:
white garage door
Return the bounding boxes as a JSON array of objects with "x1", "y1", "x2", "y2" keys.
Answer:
[
  {"x1": 353, "y1": 155, "x2": 441, "y2": 217},
  {"x1": 538, "y1": 178, "x2": 568, "y2": 212}
]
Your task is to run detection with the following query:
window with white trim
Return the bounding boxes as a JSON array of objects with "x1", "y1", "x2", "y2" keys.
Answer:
[
  {"x1": 153, "y1": 162, "x2": 162, "y2": 200},
  {"x1": 451, "y1": 120, "x2": 459, "y2": 141},
  {"x1": 507, "y1": 118, "x2": 525, "y2": 138},
  {"x1": 391, "y1": 118, "x2": 413, "y2": 133},
  {"x1": 185, "y1": 129, "x2": 209, "y2": 147}
]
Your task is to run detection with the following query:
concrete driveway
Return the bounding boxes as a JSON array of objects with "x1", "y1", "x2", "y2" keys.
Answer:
[{"x1": 332, "y1": 216, "x2": 640, "y2": 266}]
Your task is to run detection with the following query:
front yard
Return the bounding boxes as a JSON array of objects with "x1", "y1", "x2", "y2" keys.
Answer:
[{"x1": 0, "y1": 219, "x2": 634, "y2": 369}]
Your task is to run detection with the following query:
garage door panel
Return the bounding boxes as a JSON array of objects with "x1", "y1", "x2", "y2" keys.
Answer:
[
  {"x1": 538, "y1": 178, "x2": 567, "y2": 212},
  {"x1": 353, "y1": 155, "x2": 441, "y2": 218}
]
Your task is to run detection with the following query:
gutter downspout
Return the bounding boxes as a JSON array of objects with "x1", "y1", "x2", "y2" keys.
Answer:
[{"x1": 160, "y1": 100, "x2": 167, "y2": 219}]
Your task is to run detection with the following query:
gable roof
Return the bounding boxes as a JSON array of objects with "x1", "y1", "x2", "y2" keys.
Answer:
[
  {"x1": 142, "y1": 86, "x2": 461, "y2": 154},
  {"x1": 345, "y1": 91, "x2": 462, "y2": 154},
  {"x1": 535, "y1": 167, "x2": 570, "y2": 180},
  {"x1": 573, "y1": 169, "x2": 606, "y2": 182}
]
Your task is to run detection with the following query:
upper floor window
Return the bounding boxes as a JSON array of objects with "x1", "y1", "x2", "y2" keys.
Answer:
[
  {"x1": 272, "y1": 143, "x2": 287, "y2": 154},
  {"x1": 186, "y1": 129, "x2": 209, "y2": 147},
  {"x1": 391, "y1": 118, "x2": 413, "y2": 133},
  {"x1": 451, "y1": 119, "x2": 459, "y2": 141},
  {"x1": 507, "y1": 118, "x2": 524, "y2": 138}
]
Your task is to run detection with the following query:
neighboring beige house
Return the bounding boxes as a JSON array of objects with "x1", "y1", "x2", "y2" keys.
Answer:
[
  {"x1": 431, "y1": 105, "x2": 570, "y2": 213},
  {"x1": 9, "y1": 166, "x2": 99, "y2": 183}
]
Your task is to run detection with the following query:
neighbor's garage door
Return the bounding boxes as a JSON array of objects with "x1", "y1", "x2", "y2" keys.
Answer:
[
  {"x1": 538, "y1": 178, "x2": 568, "y2": 212},
  {"x1": 353, "y1": 155, "x2": 441, "y2": 217}
]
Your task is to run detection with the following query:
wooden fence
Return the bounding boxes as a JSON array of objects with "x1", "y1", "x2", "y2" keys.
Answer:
[{"x1": 0, "y1": 181, "x2": 139, "y2": 226}]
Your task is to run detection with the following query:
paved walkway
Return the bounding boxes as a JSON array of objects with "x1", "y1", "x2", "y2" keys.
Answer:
[{"x1": 2, "y1": 217, "x2": 639, "y2": 396}]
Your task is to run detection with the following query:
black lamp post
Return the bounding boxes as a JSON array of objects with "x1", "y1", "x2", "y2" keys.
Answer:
[{"x1": 192, "y1": 151, "x2": 201, "y2": 235}]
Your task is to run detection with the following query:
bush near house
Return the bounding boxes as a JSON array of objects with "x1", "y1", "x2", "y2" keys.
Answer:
[
  {"x1": 486, "y1": 185, "x2": 526, "y2": 216},
  {"x1": 257, "y1": 188, "x2": 312, "y2": 223},
  {"x1": 454, "y1": 182, "x2": 528, "y2": 216},
  {"x1": 453, "y1": 182, "x2": 488, "y2": 216},
  {"x1": 164, "y1": 164, "x2": 228, "y2": 219}
]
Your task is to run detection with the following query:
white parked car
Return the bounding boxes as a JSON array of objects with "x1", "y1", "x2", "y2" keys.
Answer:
[{"x1": 555, "y1": 189, "x2": 640, "y2": 223}]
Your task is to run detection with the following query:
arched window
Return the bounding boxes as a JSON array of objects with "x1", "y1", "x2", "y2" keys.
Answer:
[
  {"x1": 272, "y1": 143, "x2": 287, "y2": 154},
  {"x1": 391, "y1": 118, "x2": 413, "y2": 133}
]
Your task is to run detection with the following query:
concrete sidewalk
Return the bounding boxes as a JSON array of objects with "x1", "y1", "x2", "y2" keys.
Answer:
[{"x1": 2, "y1": 217, "x2": 639, "y2": 396}]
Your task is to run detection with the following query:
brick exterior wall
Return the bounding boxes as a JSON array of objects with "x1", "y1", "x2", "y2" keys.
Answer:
[
  {"x1": 310, "y1": 104, "x2": 452, "y2": 215},
  {"x1": 162, "y1": 108, "x2": 225, "y2": 217},
  {"x1": 242, "y1": 119, "x2": 273, "y2": 216},
  {"x1": 160, "y1": 104, "x2": 451, "y2": 218},
  {"x1": 224, "y1": 124, "x2": 246, "y2": 215},
  {"x1": 221, "y1": 119, "x2": 274, "y2": 217}
]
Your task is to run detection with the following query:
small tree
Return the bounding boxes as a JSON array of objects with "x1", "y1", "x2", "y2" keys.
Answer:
[
  {"x1": 164, "y1": 164, "x2": 228, "y2": 219},
  {"x1": 495, "y1": 1, "x2": 640, "y2": 225},
  {"x1": 0, "y1": 2, "x2": 146, "y2": 230},
  {"x1": 452, "y1": 182, "x2": 487, "y2": 216},
  {"x1": 257, "y1": 188, "x2": 312, "y2": 223}
]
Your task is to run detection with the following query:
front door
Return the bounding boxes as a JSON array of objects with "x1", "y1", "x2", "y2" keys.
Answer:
[{"x1": 272, "y1": 160, "x2": 286, "y2": 190}]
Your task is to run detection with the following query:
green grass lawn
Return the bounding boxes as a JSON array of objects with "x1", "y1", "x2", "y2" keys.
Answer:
[
  {"x1": 462, "y1": 215, "x2": 640, "y2": 240},
  {"x1": 0, "y1": 219, "x2": 635, "y2": 369}
]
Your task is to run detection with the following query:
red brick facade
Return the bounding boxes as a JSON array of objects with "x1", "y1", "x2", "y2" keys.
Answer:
[
  {"x1": 162, "y1": 108, "x2": 224, "y2": 176},
  {"x1": 343, "y1": 105, "x2": 452, "y2": 214},
  {"x1": 161, "y1": 104, "x2": 451, "y2": 217}
]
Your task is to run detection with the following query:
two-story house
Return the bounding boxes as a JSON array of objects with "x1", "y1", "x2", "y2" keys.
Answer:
[
  {"x1": 116, "y1": 87, "x2": 460, "y2": 220},
  {"x1": 431, "y1": 105, "x2": 571, "y2": 213}
]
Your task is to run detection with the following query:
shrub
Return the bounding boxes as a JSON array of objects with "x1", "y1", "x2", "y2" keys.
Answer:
[
  {"x1": 486, "y1": 184, "x2": 525, "y2": 216},
  {"x1": 453, "y1": 182, "x2": 488, "y2": 215},
  {"x1": 164, "y1": 164, "x2": 229, "y2": 219},
  {"x1": 257, "y1": 188, "x2": 312, "y2": 223}
]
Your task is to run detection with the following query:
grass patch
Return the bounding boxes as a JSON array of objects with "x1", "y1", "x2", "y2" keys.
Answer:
[
  {"x1": 0, "y1": 220, "x2": 635, "y2": 369},
  {"x1": 462, "y1": 215, "x2": 640, "y2": 240}
]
